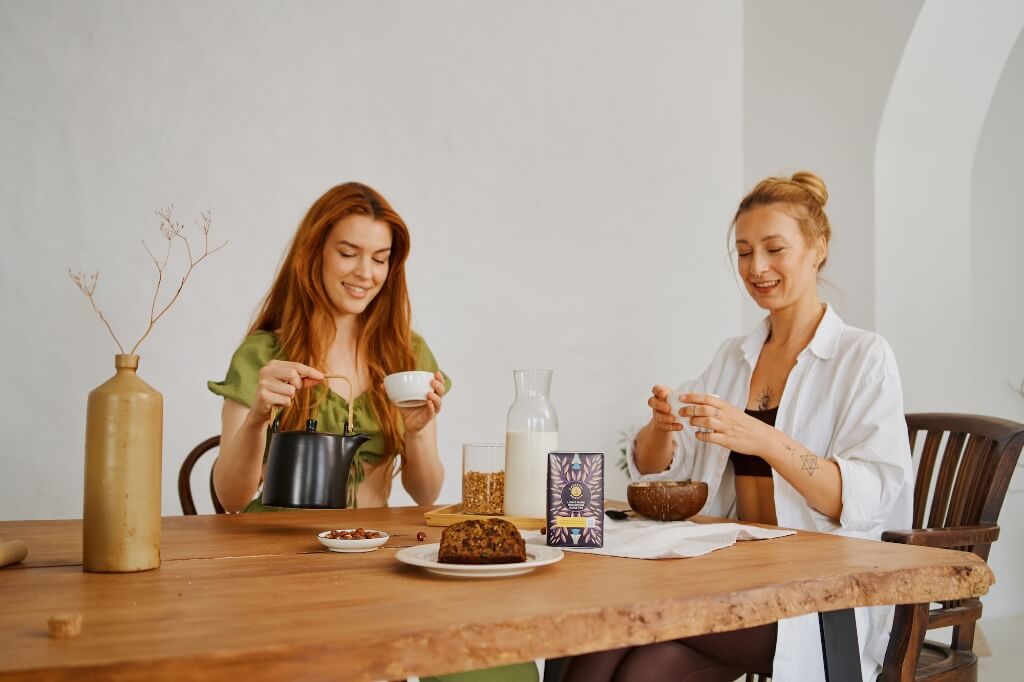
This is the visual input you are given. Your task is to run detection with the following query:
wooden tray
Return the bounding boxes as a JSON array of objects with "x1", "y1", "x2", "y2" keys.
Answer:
[{"x1": 423, "y1": 504, "x2": 544, "y2": 531}]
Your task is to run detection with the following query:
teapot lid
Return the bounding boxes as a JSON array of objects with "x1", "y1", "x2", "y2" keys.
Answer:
[{"x1": 271, "y1": 418, "x2": 360, "y2": 437}]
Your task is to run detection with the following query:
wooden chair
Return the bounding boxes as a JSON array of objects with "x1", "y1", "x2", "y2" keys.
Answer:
[
  {"x1": 880, "y1": 413, "x2": 1024, "y2": 681},
  {"x1": 178, "y1": 435, "x2": 226, "y2": 515}
]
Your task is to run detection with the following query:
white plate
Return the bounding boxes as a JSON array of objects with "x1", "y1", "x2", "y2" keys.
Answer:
[
  {"x1": 394, "y1": 543, "x2": 564, "y2": 578},
  {"x1": 317, "y1": 529, "x2": 390, "y2": 553}
]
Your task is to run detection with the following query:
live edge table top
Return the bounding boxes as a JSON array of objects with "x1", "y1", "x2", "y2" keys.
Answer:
[{"x1": 0, "y1": 507, "x2": 993, "y2": 681}]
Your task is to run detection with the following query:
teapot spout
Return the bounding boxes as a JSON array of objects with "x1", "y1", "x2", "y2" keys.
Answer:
[
  {"x1": 338, "y1": 426, "x2": 371, "y2": 469},
  {"x1": 344, "y1": 434, "x2": 371, "y2": 450}
]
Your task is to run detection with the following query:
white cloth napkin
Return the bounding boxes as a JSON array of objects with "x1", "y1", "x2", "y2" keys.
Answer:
[{"x1": 527, "y1": 519, "x2": 795, "y2": 559}]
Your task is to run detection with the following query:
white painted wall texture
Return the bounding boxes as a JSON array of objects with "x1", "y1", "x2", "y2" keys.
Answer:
[
  {"x1": 743, "y1": 0, "x2": 924, "y2": 332},
  {"x1": 0, "y1": 0, "x2": 744, "y2": 520},
  {"x1": 874, "y1": 0, "x2": 1024, "y2": 620},
  {"x1": 1, "y1": 0, "x2": 1021, "y2": 622},
  {"x1": 744, "y1": 0, "x2": 1024, "y2": 619},
  {"x1": 968, "y1": 16, "x2": 1024, "y2": 624}
]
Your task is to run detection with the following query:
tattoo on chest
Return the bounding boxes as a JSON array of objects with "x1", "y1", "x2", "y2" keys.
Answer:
[
  {"x1": 783, "y1": 442, "x2": 819, "y2": 477},
  {"x1": 756, "y1": 386, "x2": 772, "y2": 410}
]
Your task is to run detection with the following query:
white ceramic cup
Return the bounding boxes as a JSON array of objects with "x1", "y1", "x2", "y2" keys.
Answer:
[
  {"x1": 666, "y1": 392, "x2": 719, "y2": 431},
  {"x1": 666, "y1": 392, "x2": 687, "y2": 427},
  {"x1": 383, "y1": 371, "x2": 435, "y2": 407}
]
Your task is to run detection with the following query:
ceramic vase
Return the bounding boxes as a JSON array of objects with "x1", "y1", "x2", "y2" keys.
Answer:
[{"x1": 82, "y1": 354, "x2": 162, "y2": 572}]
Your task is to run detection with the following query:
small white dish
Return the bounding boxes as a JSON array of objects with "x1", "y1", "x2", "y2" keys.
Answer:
[
  {"x1": 394, "y1": 543, "x2": 564, "y2": 578},
  {"x1": 383, "y1": 371, "x2": 434, "y2": 407},
  {"x1": 317, "y1": 529, "x2": 390, "y2": 553}
]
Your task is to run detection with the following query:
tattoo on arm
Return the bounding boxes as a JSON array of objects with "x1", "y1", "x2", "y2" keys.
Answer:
[
  {"x1": 783, "y1": 442, "x2": 820, "y2": 477},
  {"x1": 756, "y1": 386, "x2": 772, "y2": 410}
]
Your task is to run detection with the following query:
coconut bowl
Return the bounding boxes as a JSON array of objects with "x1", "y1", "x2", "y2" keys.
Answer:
[{"x1": 626, "y1": 480, "x2": 709, "y2": 522}]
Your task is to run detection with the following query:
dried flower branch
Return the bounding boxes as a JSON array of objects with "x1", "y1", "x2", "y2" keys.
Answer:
[
  {"x1": 68, "y1": 270, "x2": 125, "y2": 353},
  {"x1": 68, "y1": 207, "x2": 226, "y2": 355}
]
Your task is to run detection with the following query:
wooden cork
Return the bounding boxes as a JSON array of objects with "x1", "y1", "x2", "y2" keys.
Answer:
[
  {"x1": 0, "y1": 539, "x2": 28, "y2": 568},
  {"x1": 47, "y1": 612, "x2": 83, "y2": 639}
]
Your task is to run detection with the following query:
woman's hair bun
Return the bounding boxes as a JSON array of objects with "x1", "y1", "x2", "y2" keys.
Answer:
[{"x1": 790, "y1": 171, "x2": 828, "y2": 208}]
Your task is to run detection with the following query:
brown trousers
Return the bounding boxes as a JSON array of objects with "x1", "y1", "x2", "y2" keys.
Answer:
[{"x1": 560, "y1": 622, "x2": 776, "y2": 682}]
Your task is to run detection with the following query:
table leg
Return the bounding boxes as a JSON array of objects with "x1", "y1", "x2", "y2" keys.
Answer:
[
  {"x1": 819, "y1": 609, "x2": 860, "y2": 682},
  {"x1": 543, "y1": 657, "x2": 567, "y2": 682}
]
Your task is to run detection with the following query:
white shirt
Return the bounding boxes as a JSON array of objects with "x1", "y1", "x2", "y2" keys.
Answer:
[{"x1": 628, "y1": 304, "x2": 914, "y2": 681}]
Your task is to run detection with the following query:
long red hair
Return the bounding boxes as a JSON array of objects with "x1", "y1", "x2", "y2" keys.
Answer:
[{"x1": 250, "y1": 182, "x2": 416, "y2": 472}]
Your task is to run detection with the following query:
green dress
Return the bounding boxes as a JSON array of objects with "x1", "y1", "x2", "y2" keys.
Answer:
[{"x1": 208, "y1": 329, "x2": 451, "y2": 510}]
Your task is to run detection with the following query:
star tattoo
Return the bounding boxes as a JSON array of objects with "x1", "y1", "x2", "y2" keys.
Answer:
[{"x1": 784, "y1": 442, "x2": 819, "y2": 477}]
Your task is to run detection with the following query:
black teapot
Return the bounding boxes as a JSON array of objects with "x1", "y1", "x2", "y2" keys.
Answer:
[{"x1": 261, "y1": 376, "x2": 370, "y2": 509}]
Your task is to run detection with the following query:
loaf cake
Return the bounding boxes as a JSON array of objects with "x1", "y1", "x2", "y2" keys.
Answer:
[{"x1": 437, "y1": 518, "x2": 526, "y2": 564}]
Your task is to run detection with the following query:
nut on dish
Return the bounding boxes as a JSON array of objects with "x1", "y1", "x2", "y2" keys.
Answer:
[{"x1": 324, "y1": 528, "x2": 383, "y2": 540}]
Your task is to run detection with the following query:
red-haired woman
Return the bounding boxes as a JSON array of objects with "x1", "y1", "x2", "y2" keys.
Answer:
[{"x1": 209, "y1": 182, "x2": 450, "y2": 511}]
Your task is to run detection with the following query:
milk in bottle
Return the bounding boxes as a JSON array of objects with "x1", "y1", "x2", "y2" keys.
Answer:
[{"x1": 504, "y1": 370, "x2": 558, "y2": 518}]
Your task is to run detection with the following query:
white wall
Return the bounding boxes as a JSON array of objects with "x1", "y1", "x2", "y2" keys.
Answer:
[
  {"x1": 745, "y1": 0, "x2": 1024, "y2": 620},
  {"x1": 972, "y1": 19, "x2": 1024, "y2": 433},
  {"x1": 875, "y1": 0, "x2": 1024, "y2": 418},
  {"x1": 743, "y1": 0, "x2": 924, "y2": 331},
  {"x1": 969, "y1": 16, "x2": 1024, "y2": 623},
  {"x1": 875, "y1": 0, "x2": 1024, "y2": 620},
  {"x1": 0, "y1": 1, "x2": 744, "y2": 518}
]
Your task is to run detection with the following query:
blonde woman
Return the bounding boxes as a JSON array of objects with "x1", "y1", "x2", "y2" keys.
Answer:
[{"x1": 563, "y1": 172, "x2": 913, "y2": 681}]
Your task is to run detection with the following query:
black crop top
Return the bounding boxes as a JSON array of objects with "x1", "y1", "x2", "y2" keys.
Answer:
[{"x1": 729, "y1": 407, "x2": 778, "y2": 477}]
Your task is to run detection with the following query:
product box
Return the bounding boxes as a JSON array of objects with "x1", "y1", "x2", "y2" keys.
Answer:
[{"x1": 546, "y1": 451, "x2": 604, "y2": 548}]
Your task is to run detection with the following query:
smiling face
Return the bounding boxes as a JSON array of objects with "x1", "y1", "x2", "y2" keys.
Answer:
[
  {"x1": 734, "y1": 204, "x2": 826, "y2": 312},
  {"x1": 320, "y1": 213, "x2": 393, "y2": 318}
]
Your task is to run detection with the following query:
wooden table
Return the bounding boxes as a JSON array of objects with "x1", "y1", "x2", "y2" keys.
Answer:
[{"x1": 0, "y1": 507, "x2": 993, "y2": 681}]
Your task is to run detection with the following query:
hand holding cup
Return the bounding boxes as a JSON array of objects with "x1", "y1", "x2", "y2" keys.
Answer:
[
  {"x1": 648, "y1": 385, "x2": 684, "y2": 432},
  {"x1": 384, "y1": 370, "x2": 446, "y2": 435}
]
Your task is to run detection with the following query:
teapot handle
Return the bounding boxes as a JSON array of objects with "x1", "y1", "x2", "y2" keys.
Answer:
[{"x1": 268, "y1": 373, "x2": 356, "y2": 433}]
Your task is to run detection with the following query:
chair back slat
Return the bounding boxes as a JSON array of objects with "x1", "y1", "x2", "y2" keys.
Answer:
[
  {"x1": 947, "y1": 435, "x2": 981, "y2": 526},
  {"x1": 927, "y1": 431, "x2": 965, "y2": 528},
  {"x1": 907, "y1": 414, "x2": 1024, "y2": 531},
  {"x1": 961, "y1": 437, "x2": 998, "y2": 527},
  {"x1": 912, "y1": 430, "x2": 943, "y2": 528},
  {"x1": 982, "y1": 429, "x2": 1024, "y2": 522},
  {"x1": 178, "y1": 435, "x2": 224, "y2": 515},
  {"x1": 884, "y1": 414, "x2": 1024, "y2": 681}
]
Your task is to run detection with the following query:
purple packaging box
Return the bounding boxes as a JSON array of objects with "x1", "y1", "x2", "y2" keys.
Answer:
[{"x1": 546, "y1": 451, "x2": 604, "y2": 548}]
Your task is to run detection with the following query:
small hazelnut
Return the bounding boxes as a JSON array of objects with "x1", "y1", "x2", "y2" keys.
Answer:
[
  {"x1": 416, "y1": 531, "x2": 427, "y2": 541},
  {"x1": 539, "y1": 526, "x2": 547, "y2": 535}
]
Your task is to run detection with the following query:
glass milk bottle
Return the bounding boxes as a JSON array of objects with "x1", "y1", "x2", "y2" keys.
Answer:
[{"x1": 504, "y1": 369, "x2": 558, "y2": 518}]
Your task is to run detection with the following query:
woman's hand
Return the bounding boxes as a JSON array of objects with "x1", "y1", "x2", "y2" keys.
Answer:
[
  {"x1": 250, "y1": 360, "x2": 325, "y2": 423},
  {"x1": 683, "y1": 393, "x2": 774, "y2": 454},
  {"x1": 396, "y1": 371, "x2": 446, "y2": 434},
  {"x1": 647, "y1": 385, "x2": 683, "y2": 432},
  {"x1": 685, "y1": 393, "x2": 843, "y2": 520}
]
